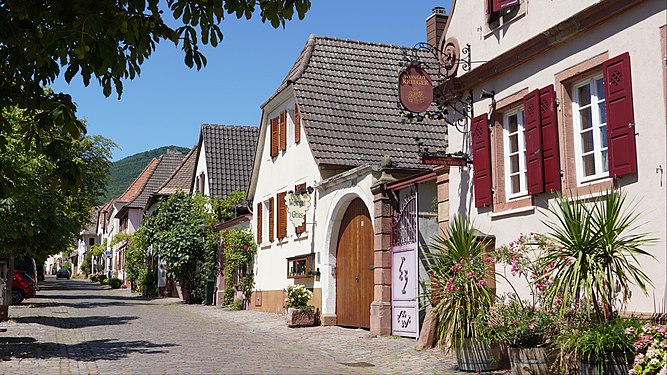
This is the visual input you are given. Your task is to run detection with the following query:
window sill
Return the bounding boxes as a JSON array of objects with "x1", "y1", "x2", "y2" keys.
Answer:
[
  {"x1": 293, "y1": 232, "x2": 309, "y2": 241},
  {"x1": 490, "y1": 205, "x2": 535, "y2": 219},
  {"x1": 260, "y1": 243, "x2": 272, "y2": 250},
  {"x1": 578, "y1": 175, "x2": 611, "y2": 187}
]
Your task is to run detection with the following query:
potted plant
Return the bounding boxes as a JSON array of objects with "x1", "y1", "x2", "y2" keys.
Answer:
[
  {"x1": 629, "y1": 323, "x2": 667, "y2": 375},
  {"x1": 538, "y1": 189, "x2": 655, "y2": 374},
  {"x1": 428, "y1": 215, "x2": 498, "y2": 372},
  {"x1": 491, "y1": 233, "x2": 559, "y2": 374},
  {"x1": 560, "y1": 315, "x2": 640, "y2": 375},
  {"x1": 482, "y1": 295, "x2": 557, "y2": 374},
  {"x1": 284, "y1": 284, "x2": 316, "y2": 327}
]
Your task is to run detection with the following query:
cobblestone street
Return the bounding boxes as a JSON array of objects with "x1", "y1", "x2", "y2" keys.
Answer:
[{"x1": 1, "y1": 276, "x2": 460, "y2": 374}]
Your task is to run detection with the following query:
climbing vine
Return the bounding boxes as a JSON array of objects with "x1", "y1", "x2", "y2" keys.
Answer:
[{"x1": 221, "y1": 229, "x2": 257, "y2": 307}]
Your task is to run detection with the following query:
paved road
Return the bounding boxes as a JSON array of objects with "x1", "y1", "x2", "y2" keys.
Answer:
[{"x1": 1, "y1": 276, "x2": 461, "y2": 374}]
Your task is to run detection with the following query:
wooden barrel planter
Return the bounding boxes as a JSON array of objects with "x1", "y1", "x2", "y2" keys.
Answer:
[
  {"x1": 508, "y1": 346, "x2": 555, "y2": 375},
  {"x1": 456, "y1": 339, "x2": 502, "y2": 372},
  {"x1": 578, "y1": 352, "x2": 631, "y2": 375}
]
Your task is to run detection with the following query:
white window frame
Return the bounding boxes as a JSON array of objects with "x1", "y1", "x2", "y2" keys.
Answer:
[
  {"x1": 503, "y1": 107, "x2": 528, "y2": 199},
  {"x1": 572, "y1": 75, "x2": 608, "y2": 184}
]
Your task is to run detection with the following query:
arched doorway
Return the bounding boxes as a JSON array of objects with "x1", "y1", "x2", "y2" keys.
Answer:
[{"x1": 336, "y1": 197, "x2": 374, "y2": 328}]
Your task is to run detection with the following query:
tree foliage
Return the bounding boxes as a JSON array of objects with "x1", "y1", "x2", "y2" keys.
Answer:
[
  {"x1": 1, "y1": 0, "x2": 311, "y2": 194},
  {"x1": 143, "y1": 191, "x2": 216, "y2": 303},
  {"x1": 0, "y1": 108, "x2": 114, "y2": 260},
  {"x1": 211, "y1": 190, "x2": 245, "y2": 222}
]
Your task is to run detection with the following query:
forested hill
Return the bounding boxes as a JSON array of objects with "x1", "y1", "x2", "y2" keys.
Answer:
[{"x1": 101, "y1": 145, "x2": 191, "y2": 203}]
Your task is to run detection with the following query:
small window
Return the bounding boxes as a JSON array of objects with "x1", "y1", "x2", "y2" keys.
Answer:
[
  {"x1": 572, "y1": 76, "x2": 608, "y2": 182},
  {"x1": 503, "y1": 108, "x2": 528, "y2": 198},
  {"x1": 88, "y1": 238, "x2": 95, "y2": 246},
  {"x1": 287, "y1": 253, "x2": 315, "y2": 279}
]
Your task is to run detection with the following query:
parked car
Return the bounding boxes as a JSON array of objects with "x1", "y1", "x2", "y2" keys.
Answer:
[
  {"x1": 56, "y1": 268, "x2": 71, "y2": 280},
  {"x1": 12, "y1": 270, "x2": 36, "y2": 305}
]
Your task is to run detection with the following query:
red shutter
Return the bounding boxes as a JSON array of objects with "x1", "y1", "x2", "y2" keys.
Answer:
[
  {"x1": 524, "y1": 89, "x2": 544, "y2": 195},
  {"x1": 295, "y1": 183, "x2": 306, "y2": 234},
  {"x1": 268, "y1": 197, "x2": 274, "y2": 242},
  {"x1": 256, "y1": 202, "x2": 262, "y2": 244},
  {"x1": 270, "y1": 117, "x2": 279, "y2": 157},
  {"x1": 472, "y1": 114, "x2": 492, "y2": 208},
  {"x1": 294, "y1": 103, "x2": 301, "y2": 144},
  {"x1": 539, "y1": 85, "x2": 561, "y2": 192},
  {"x1": 603, "y1": 52, "x2": 637, "y2": 177},
  {"x1": 277, "y1": 192, "x2": 287, "y2": 239},
  {"x1": 492, "y1": 0, "x2": 519, "y2": 12},
  {"x1": 279, "y1": 110, "x2": 287, "y2": 151}
]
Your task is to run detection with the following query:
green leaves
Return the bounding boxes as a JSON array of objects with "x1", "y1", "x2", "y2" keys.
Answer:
[{"x1": 539, "y1": 189, "x2": 656, "y2": 321}]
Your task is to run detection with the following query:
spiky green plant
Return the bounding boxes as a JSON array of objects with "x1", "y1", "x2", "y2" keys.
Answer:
[
  {"x1": 429, "y1": 215, "x2": 494, "y2": 349},
  {"x1": 539, "y1": 189, "x2": 655, "y2": 322}
]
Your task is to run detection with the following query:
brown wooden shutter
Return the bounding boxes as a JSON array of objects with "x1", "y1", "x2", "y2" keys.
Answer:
[
  {"x1": 603, "y1": 52, "x2": 637, "y2": 177},
  {"x1": 294, "y1": 103, "x2": 301, "y2": 144},
  {"x1": 279, "y1": 110, "x2": 287, "y2": 151},
  {"x1": 277, "y1": 192, "x2": 287, "y2": 239},
  {"x1": 268, "y1": 197, "x2": 274, "y2": 242},
  {"x1": 270, "y1": 117, "x2": 279, "y2": 157},
  {"x1": 539, "y1": 85, "x2": 561, "y2": 192},
  {"x1": 256, "y1": 202, "x2": 263, "y2": 244},
  {"x1": 524, "y1": 89, "x2": 545, "y2": 195},
  {"x1": 492, "y1": 0, "x2": 519, "y2": 12},
  {"x1": 472, "y1": 114, "x2": 493, "y2": 208},
  {"x1": 295, "y1": 183, "x2": 306, "y2": 234}
]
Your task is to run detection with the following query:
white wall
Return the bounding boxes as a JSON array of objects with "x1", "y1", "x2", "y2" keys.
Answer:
[
  {"x1": 193, "y1": 138, "x2": 209, "y2": 196},
  {"x1": 252, "y1": 93, "x2": 323, "y2": 297}
]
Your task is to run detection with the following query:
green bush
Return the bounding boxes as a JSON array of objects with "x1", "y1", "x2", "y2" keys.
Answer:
[
  {"x1": 89, "y1": 274, "x2": 98, "y2": 282},
  {"x1": 108, "y1": 277, "x2": 122, "y2": 289},
  {"x1": 99, "y1": 276, "x2": 108, "y2": 285}
]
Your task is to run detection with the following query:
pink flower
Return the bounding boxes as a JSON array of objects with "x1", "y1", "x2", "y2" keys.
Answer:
[
  {"x1": 528, "y1": 323, "x2": 535, "y2": 330},
  {"x1": 477, "y1": 279, "x2": 487, "y2": 286},
  {"x1": 243, "y1": 245, "x2": 248, "y2": 251},
  {"x1": 467, "y1": 272, "x2": 474, "y2": 277},
  {"x1": 513, "y1": 320, "x2": 518, "y2": 325}
]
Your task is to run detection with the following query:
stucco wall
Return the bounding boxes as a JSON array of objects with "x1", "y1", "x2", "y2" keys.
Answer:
[{"x1": 251, "y1": 95, "x2": 324, "y2": 312}]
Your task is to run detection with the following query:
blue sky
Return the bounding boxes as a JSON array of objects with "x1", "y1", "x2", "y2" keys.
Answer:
[{"x1": 53, "y1": 1, "x2": 448, "y2": 161}]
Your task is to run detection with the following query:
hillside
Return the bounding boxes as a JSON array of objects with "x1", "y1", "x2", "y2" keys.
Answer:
[{"x1": 101, "y1": 145, "x2": 191, "y2": 203}]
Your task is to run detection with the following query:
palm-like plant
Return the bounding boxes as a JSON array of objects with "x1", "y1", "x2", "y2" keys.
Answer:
[
  {"x1": 429, "y1": 215, "x2": 494, "y2": 349},
  {"x1": 539, "y1": 189, "x2": 655, "y2": 322}
]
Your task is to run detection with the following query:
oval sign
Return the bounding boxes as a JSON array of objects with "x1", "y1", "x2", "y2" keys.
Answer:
[{"x1": 399, "y1": 66, "x2": 433, "y2": 113}]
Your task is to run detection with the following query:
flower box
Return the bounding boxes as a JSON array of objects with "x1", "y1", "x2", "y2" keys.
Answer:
[{"x1": 287, "y1": 308, "x2": 315, "y2": 327}]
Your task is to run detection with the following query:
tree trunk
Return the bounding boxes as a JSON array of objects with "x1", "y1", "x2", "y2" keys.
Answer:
[{"x1": 7, "y1": 255, "x2": 14, "y2": 305}]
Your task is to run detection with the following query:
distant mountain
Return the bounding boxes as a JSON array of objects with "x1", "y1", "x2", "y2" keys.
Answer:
[{"x1": 101, "y1": 145, "x2": 191, "y2": 203}]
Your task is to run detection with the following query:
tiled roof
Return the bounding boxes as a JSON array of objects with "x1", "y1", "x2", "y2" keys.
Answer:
[
  {"x1": 269, "y1": 35, "x2": 448, "y2": 170},
  {"x1": 155, "y1": 145, "x2": 198, "y2": 196},
  {"x1": 118, "y1": 152, "x2": 186, "y2": 210},
  {"x1": 200, "y1": 124, "x2": 258, "y2": 199}
]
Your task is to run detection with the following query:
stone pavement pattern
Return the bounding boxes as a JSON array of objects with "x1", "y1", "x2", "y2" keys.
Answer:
[{"x1": 0, "y1": 276, "x2": 464, "y2": 374}]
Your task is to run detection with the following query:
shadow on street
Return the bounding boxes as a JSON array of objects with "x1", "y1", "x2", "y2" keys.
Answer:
[
  {"x1": 14, "y1": 315, "x2": 139, "y2": 329},
  {"x1": 0, "y1": 338, "x2": 178, "y2": 362}
]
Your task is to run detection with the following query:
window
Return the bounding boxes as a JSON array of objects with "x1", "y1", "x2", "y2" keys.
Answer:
[
  {"x1": 88, "y1": 238, "x2": 95, "y2": 246},
  {"x1": 573, "y1": 76, "x2": 608, "y2": 182},
  {"x1": 503, "y1": 108, "x2": 527, "y2": 198}
]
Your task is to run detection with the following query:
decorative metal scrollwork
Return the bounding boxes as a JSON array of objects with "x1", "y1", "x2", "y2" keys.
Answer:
[{"x1": 391, "y1": 190, "x2": 417, "y2": 247}]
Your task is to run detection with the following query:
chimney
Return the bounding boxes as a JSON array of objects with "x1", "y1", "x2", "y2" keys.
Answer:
[{"x1": 426, "y1": 6, "x2": 448, "y2": 48}]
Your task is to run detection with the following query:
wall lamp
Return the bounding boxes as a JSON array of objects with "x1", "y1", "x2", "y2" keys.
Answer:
[{"x1": 480, "y1": 89, "x2": 495, "y2": 100}]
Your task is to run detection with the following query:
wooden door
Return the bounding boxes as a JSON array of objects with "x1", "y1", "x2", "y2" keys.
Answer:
[{"x1": 336, "y1": 198, "x2": 374, "y2": 328}]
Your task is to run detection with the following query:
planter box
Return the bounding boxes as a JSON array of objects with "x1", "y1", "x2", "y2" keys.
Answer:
[
  {"x1": 287, "y1": 308, "x2": 315, "y2": 327},
  {"x1": 456, "y1": 339, "x2": 502, "y2": 372},
  {"x1": 508, "y1": 346, "x2": 555, "y2": 375},
  {"x1": 579, "y1": 352, "x2": 631, "y2": 375}
]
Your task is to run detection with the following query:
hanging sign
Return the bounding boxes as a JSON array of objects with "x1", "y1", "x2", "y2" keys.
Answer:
[
  {"x1": 421, "y1": 154, "x2": 470, "y2": 167},
  {"x1": 285, "y1": 192, "x2": 311, "y2": 227},
  {"x1": 399, "y1": 66, "x2": 433, "y2": 113}
]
